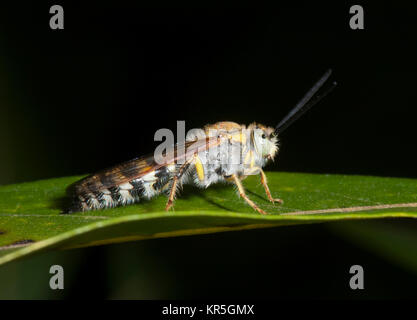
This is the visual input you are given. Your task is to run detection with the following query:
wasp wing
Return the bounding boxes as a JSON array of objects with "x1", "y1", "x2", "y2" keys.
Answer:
[{"x1": 68, "y1": 137, "x2": 222, "y2": 196}]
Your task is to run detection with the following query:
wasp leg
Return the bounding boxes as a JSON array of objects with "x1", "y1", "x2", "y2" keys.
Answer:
[
  {"x1": 165, "y1": 160, "x2": 191, "y2": 211},
  {"x1": 259, "y1": 169, "x2": 283, "y2": 204},
  {"x1": 232, "y1": 174, "x2": 268, "y2": 215}
]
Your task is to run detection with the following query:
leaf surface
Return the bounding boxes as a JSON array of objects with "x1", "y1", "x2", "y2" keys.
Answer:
[{"x1": 0, "y1": 172, "x2": 416, "y2": 265}]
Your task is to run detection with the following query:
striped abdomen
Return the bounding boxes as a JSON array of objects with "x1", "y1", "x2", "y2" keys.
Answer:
[{"x1": 65, "y1": 161, "x2": 174, "y2": 213}]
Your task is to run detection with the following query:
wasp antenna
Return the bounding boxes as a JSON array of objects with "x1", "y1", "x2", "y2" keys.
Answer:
[{"x1": 275, "y1": 69, "x2": 336, "y2": 134}]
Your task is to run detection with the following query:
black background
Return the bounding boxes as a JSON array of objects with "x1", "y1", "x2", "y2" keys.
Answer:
[
  {"x1": 1, "y1": 2, "x2": 416, "y2": 183},
  {"x1": 0, "y1": 2, "x2": 416, "y2": 299}
]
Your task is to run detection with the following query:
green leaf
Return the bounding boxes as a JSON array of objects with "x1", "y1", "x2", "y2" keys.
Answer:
[{"x1": 0, "y1": 172, "x2": 416, "y2": 266}]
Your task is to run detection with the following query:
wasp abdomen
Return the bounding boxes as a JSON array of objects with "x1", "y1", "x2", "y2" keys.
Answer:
[{"x1": 65, "y1": 166, "x2": 174, "y2": 213}]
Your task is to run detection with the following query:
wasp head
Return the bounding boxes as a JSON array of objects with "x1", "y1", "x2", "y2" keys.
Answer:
[{"x1": 250, "y1": 124, "x2": 279, "y2": 162}]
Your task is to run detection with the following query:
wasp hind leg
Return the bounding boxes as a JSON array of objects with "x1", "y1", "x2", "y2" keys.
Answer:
[
  {"x1": 232, "y1": 174, "x2": 268, "y2": 215},
  {"x1": 165, "y1": 161, "x2": 191, "y2": 211},
  {"x1": 259, "y1": 169, "x2": 283, "y2": 204}
]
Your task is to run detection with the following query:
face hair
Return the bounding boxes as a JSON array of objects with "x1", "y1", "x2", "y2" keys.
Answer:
[{"x1": 275, "y1": 69, "x2": 337, "y2": 134}]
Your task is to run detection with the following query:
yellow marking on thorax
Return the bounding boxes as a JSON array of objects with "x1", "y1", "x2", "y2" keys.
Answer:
[
  {"x1": 244, "y1": 150, "x2": 251, "y2": 165},
  {"x1": 229, "y1": 132, "x2": 246, "y2": 144},
  {"x1": 244, "y1": 150, "x2": 255, "y2": 168},
  {"x1": 194, "y1": 155, "x2": 205, "y2": 181}
]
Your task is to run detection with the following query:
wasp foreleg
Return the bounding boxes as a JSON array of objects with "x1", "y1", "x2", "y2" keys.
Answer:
[
  {"x1": 259, "y1": 169, "x2": 283, "y2": 204},
  {"x1": 165, "y1": 159, "x2": 192, "y2": 211},
  {"x1": 232, "y1": 174, "x2": 268, "y2": 215}
]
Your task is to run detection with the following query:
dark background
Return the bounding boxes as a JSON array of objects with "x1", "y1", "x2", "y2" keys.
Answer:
[{"x1": 0, "y1": 2, "x2": 416, "y2": 299}]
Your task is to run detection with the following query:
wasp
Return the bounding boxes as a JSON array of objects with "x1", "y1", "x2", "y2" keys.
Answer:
[{"x1": 65, "y1": 70, "x2": 336, "y2": 214}]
